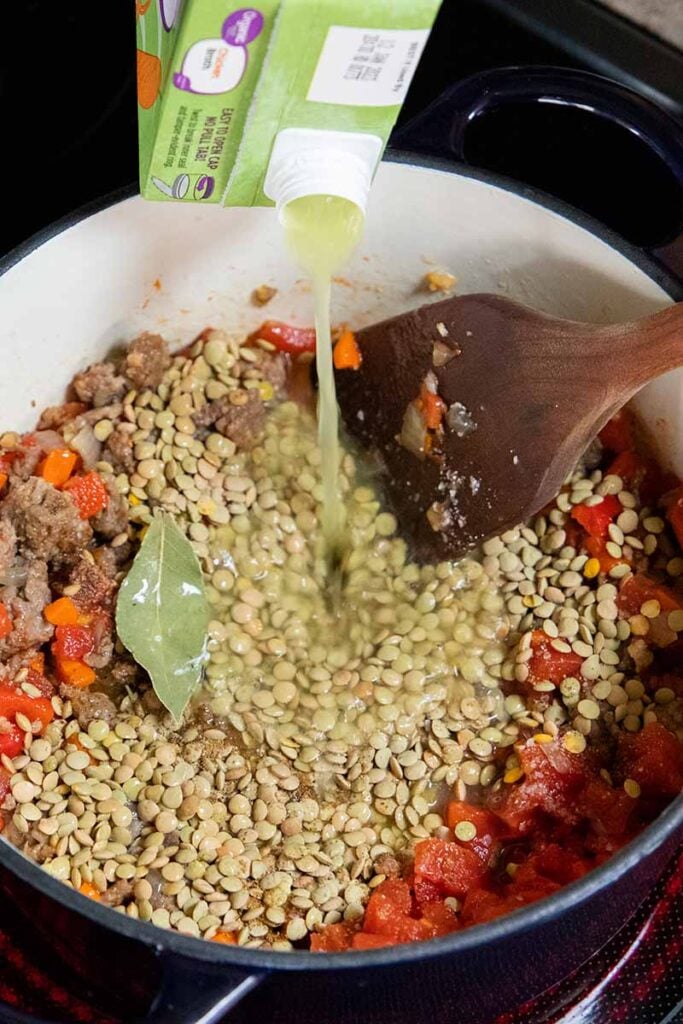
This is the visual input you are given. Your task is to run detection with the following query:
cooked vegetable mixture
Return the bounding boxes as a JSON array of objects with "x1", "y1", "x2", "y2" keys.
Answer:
[{"x1": 0, "y1": 328, "x2": 681, "y2": 952}]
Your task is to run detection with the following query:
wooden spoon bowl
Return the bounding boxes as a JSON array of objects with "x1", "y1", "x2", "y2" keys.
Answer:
[{"x1": 334, "y1": 294, "x2": 682, "y2": 562}]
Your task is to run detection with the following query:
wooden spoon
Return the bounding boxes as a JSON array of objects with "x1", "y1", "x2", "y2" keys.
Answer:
[{"x1": 334, "y1": 294, "x2": 682, "y2": 562}]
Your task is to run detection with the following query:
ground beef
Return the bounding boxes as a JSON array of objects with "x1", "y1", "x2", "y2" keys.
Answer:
[
  {"x1": 98, "y1": 657, "x2": 139, "y2": 701},
  {"x1": 0, "y1": 519, "x2": 16, "y2": 577},
  {"x1": 373, "y1": 853, "x2": 401, "y2": 878},
  {"x1": 217, "y1": 390, "x2": 266, "y2": 447},
  {"x1": 37, "y1": 402, "x2": 89, "y2": 430},
  {"x1": 19, "y1": 827, "x2": 55, "y2": 864},
  {"x1": 0, "y1": 815, "x2": 54, "y2": 864},
  {"x1": 93, "y1": 541, "x2": 132, "y2": 577},
  {"x1": 100, "y1": 878, "x2": 135, "y2": 907},
  {"x1": 242, "y1": 351, "x2": 288, "y2": 392},
  {"x1": 195, "y1": 390, "x2": 266, "y2": 449},
  {"x1": 140, "y1": 686, "x2": 164, "y2": 715},
  {"x1": 60, "y1": 684, "x2": 117, "y2": 728},
  {"x1": 123, "y1": 333, "x2": 171, "y2": 391},
  {"x1": 103, "y1": 426, "x2": 136, "y2": 474},
  {"x1": 146, "y1": 868, "x2": 177, "y2": 911},
  {"x1": 72, "y1": 361, "x2": 126, "y2": 408},
  {"x1": 65, "y1": 554, "x2": 116, "y2": 613},
  {"x1": 3, "y1": 477, "x2": 92, "y2": 564},
  {"x1": 93, "y1": 479, "x2": 128, "y2": 538},
  {"x1": 6, "y1": 445, "x2": 44, "y2": 482},
  {"x1": 0, "y1": 559, "x2": 53, "y2": 657}
]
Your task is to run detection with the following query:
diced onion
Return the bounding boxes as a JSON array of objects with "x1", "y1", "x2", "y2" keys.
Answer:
[
  {"x1": 432, "y1": 342, "x2": 454, "y2": 368},
  {"x1": 33, "y1": 430, "x2": 65, "y2": 452},
  {"x1": 446, "y1": 402, "x2": 477, "y2": 438},
  {"x1": 423, "y1": 371, "x2": 439, "y2": 394},
  {"x1": 0, "y1": 566, "x2": 28, "y2": 587},
  {"x1": 70, "y1": 426, "x2": 102, "y2": 469},
  {"x1": 398, "y1": 402, "x2": 427, "y2": 459}
]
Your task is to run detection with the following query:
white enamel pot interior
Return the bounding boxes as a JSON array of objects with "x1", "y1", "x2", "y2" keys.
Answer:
[{"x1": 1, "y1": 156, "x2": 681, "y2": 476}]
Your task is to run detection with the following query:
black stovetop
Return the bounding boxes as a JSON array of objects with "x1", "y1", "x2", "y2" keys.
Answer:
[
  {"x1": 1, "y1": 2, "x2": 682, "y2": 1021},
  {"x1": 2, "y1": 0, "x2": 682, "y2": 260}
]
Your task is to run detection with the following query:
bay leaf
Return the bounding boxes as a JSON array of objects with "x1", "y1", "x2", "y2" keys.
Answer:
[{"x1": 115, "y1": 511, "x2": 210, "y2": 721}]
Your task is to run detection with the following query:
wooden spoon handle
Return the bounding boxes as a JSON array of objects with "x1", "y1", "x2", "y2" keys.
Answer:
[{"x1": 613, "y1": 302, "x2": 683, "y2": 387}]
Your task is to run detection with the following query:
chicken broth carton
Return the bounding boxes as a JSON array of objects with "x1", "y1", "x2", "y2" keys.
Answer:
[{"x1": 136, "y1": 0, "x2": 442, "y2": 208}]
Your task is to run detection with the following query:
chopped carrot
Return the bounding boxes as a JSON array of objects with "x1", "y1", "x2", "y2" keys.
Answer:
[
  {"x1": 54, "y1": 657, "x2": 96, "y2": 688},
  {"x1": 79, "y1": 881, "x2": 102, "y2": 901},
  {"x1": 44, "y1": 597, "x2": 80, "y2": 626},
  {"x1": 333, "y1": 329, "x2": 362, "y2": 371},
  {"x1": 212, "y1": 931, "x2": 237, "y2": 944},
  {"x1": 39, "y1": 449, "x2": 78, "y2": 487},
  {"x1": 0, "y1": 603, "x2": 12, "y2": 640},
  {"x1": 0, "y1": 473, "x2": 7, "y2": 491},
  {"x1": 29, "y1": 652, "x2": 45, "y2": 674},
  {"x1": 419, "y1": 386, "x2": 447, "y2": 431}
]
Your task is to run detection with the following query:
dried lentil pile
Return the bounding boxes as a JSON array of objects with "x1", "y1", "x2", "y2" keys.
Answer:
[{"x1": 1, "y1": 328, "x2": 681, "y2": 951}]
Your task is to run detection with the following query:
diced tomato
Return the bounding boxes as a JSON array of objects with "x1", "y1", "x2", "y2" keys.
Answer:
[
  {"x1": 460, "y1": 888, "x2": 517, "y2": 926},
  {"x1": 505, "y1": 864, "x2": 562, "y2": 904},
  {"x1": 352, "y1": 933, "x2": 394, "y2": 950},
  {"x1": 63, "y1": 472, "x2": 109, "y2": 519},
  {"x1": 0, "y1": 724, "x2": 25, "y2": 759},
  {"x1": 25, "y1": 667, "x2": 55, "y2": 699},
  {"x1": 446, "y1": 801, "x2": 509, "y2": 863},
  {"x1": 413, "y1": 838, "x2": 488, "y2": 899},
  {"x1": 527, "y1": 630, "x2": 583, "y2": 686},
  {"x1": 250, "y1": 321, "x2": 316, "y2": 355},
  {"x1": 0, "y1": 684, "x2": 54, "y2": 731},
  {"x1": 599, "y1": 410, "x2": 634, "y2": 454},
  {"x1": 617, "y1": 722, "x2": 683, "y2": 798},
  {"x1": 487, "y1": 739, "x2": 589, "y2": 832},
  {"x1": 527, "y1": 843, "x2": 589, "y2": 885},
  {"x1": 607, "y1": 451, "x2": 679, "y2": 506},
  {"x1": 617, "y1": 574, "x2": 682, "y2": 617},
  {"x1": 0, "y1": 603, "x2": 13, "y2": 640},
  {"x1": 413, "y1": 876, "x2": 442, "y2": 909},
  {"x1": 420, "y1": 901, "x2": 459, "y2": 936},
  {"x1": 606, "y1": 450, "x2": 645, "y2": 488},
  {"x1": 665, "y1": 486, "x2": 683, "y2": 549},
  {"x1": 571, "y1": 494, "x2": 621, "y2": 540},
  {"x1": 310, "y1": 922, "x2": 358, "y2": 952},
  {"x1": 577, "y1": 779, "x2": 634, "y2": 837},
  {"x1": 52, "y1": 624, "x2": 94, "y2": 662},
  {"x1": 562, "y1": 518, "x2": 585, "y2": 550},
  {"x1": 363, "y1": 880, "x2": 412, "y2": 937}
]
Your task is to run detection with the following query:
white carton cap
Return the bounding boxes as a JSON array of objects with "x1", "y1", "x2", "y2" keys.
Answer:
[{"x1": 264, "y1": 128, "x2": 383, "y2": 216}]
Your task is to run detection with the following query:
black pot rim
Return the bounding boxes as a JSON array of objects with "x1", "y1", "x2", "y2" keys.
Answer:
[{"x1": 0, "y1": 152, "x2": 681, "y2": 975}]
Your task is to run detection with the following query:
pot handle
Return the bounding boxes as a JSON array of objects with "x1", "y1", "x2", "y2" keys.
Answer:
[
  {"x1": 393, "y1": 65, "x2": 683, "y2": 272},
  {"x1": 0, "y1": 955, "x2": 263, "y2": 1024},
  {"x1": 141, "y1": 952, "x2": 264, "y2": 1024}
]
